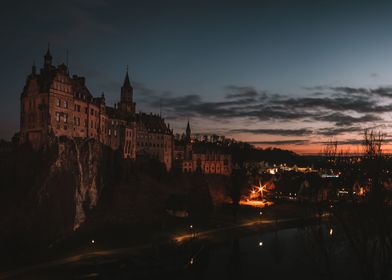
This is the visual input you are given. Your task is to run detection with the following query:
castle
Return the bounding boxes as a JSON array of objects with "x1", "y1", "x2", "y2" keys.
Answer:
[
  {"x1": 20, "y1": 47, "x2": 232, "y2": 174},
  {"x1": 20, "y1": 47, "x2": 173, "y2": 170}
]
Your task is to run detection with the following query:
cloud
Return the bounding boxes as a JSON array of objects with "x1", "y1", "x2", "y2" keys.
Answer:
[
  {"x1": 272, "y1": 96, "x2": 392, "y2": 113},
  {"x1": 329, "y1": 86, "x2": 392, "y2": 99},
  {"x1": 249, "y1": 140, "x2": 309, "y2": 145},
  {"x1": 314, "y1": 112, "x2": 381, "y2": 126},
  {"x1": 370, "y1": 73, "x2": 380, "y2": 78},
  {"x1": 135, "y1": 82, "x2": 392, "y2": 139},
  {"x1": 316, "y1": 139, "x2": 365, "y2": 145},
  {"x1": 224, "y1": 85, "x2": 259, "y2": 99},
  {"x1": 230, "y1": 128, "x2": 313, "y2": 136},
  {"x1": 317, "y1": 126, "x2": 363, "y2": 136}
]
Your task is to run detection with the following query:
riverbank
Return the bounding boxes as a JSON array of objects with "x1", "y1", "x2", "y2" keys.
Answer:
[{"x1": 0, "y1": 202, "x2": 326, "y2": 279}]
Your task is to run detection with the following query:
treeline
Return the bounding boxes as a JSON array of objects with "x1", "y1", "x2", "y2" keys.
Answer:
[{"x1": 192, "y1": 140, "x2": 306, "y2": 165}]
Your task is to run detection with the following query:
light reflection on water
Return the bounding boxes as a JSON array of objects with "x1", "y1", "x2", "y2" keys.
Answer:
[{"x1": 196, "y1": 226, "x2": 360, "y2": 280}]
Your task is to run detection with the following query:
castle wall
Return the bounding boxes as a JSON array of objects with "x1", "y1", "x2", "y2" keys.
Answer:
[{"x1": 20, "y1": 78, "x2": 49, "y2": 149}]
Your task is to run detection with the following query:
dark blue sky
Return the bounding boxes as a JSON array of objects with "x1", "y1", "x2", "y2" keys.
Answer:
[{"x1": 2, "y1": 0, "x2": 392, "y2": 152}]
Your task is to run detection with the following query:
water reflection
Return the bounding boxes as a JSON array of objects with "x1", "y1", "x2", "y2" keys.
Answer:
[
  {"x1": 226, "y1": 237, "x2": 242, "y2": 280},
  {"x1": 201, "y1": 226, "x2": 360, "y2": 280}
]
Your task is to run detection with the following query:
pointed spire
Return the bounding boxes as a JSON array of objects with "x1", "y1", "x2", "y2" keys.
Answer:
[
  {"x1": 44, "y1": 43, "x2": 52, "y2": 67},
  {"x1": 186, "y1": 118, "x2": 191, "y2": 141},
  {"x1": 123, "y1": 65, "x2": 131, "y2": 88},
  {"x1": 32, "y1": 60, "x2": 36, "y2": 75},
  {"x1": 45, "y1": 43, "x2": 52, "y2": 58}
]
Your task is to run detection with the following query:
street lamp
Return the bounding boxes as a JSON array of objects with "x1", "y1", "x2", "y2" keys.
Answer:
[{"x1": 190, "y1": 225, "x2": 195, "y2": 238}]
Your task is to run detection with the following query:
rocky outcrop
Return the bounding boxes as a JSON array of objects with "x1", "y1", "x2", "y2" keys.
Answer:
[
  {"x1": 0, "y1": 137, "x2": 117, "y2": 244},
  {"x1": 36, "y1": 139, "x2": 106, "y2": 231}
]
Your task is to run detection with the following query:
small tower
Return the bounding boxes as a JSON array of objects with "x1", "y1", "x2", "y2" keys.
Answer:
[
  {"x1": 31, "y1": 61, "x2": 36, "y2": 76},
  {"x1": 186, "y1": 119, "x2": 191, "y2": 142},
  {"x1": 44, "y1": 44, "x2": 52, "y2": 68},
  {"x1": 119, "y1": 67, "x2": 135, "y2": 114}
]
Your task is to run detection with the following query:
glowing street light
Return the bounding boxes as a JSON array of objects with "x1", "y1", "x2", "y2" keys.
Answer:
[
  {"x1": 258, "y1": 241, "x2": 263, "y2": 247},
  {"x1": 91, "y1": 239, "x2": 95, "y2": 244},
  {"x1": 190, "y1": 225, "x2": 196, "y2": 238},
  {"x1": 329, "y1": 228, "x2": 333, "y2": 236},
  {"x1": 190, "y1": 257, "x2": 194, "y2": 265}
]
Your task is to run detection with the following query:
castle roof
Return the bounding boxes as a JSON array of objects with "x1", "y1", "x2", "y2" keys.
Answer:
[
  {"x1": 135, "y1": 112, "x2": 172, "y2": 134},
  {"x1": 22, "y1": 62, "x2": 93, "y2": 103}
]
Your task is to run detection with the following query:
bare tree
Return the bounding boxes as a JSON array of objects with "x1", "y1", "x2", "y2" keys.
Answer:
[
  {"x1": 322, "y1": 139, "x2": 338, "y2": 165},
  {"x1": 334, "y1": 129, "x2": 392, "y2": 280},
  {"x1": 363, "y1": 129, "x2": 384, "y2": 159}
]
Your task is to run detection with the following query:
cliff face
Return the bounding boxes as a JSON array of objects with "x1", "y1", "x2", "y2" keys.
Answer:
[
  {"x1": 38, "y1": 139, "x2": 107, "y2": 231},
  {"x1": 0, "y1": 138, "x2": 117, "y2": 244}
]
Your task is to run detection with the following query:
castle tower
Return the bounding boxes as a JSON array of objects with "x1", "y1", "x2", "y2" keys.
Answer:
[
  {"x1": 31, "y1": 61, "x2": 36, "y2": 76},
  {"x1": 44, "y1": 44, "x2": 52, "y2": 68},
  {"x1": 186, "y1": 119, "x2": 191, "y2": 142},
  {"x1": 119, "y1": 67, "x2": 135, "y2": 114}
]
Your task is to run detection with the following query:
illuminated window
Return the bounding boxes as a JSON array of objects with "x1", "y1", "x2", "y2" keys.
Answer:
[{"x1": 56, "y1": 98, "x2": 60, "y2": 107}]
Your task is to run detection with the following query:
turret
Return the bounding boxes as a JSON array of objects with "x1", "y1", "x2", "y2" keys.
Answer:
[
  {"x1": 121, "y1": 67, "x2": 133, "y2": 103},
  {"x1": 119, "y1": 66, "x2": 135, "y2": 114},
  {"x1": 31, "y1": 61, "x2": 36, "y2": 76},
  {"x1": 186, "y1": 120, "x2": 191, "y2": 142},
  {"x1": 44, "y1": 44, "x2": 52, "y2": 68}
]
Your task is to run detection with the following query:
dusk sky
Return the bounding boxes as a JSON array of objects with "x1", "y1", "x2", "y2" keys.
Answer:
[{"x1": 3, "y1": 0, "x2": 392, "y2": 153}]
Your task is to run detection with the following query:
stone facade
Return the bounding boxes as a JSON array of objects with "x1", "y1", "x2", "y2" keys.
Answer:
[{"x1": 20, "y1": 47, "x2": 173, "y2": 170}]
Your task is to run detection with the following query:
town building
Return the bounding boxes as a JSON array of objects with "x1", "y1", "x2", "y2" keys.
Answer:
[
  {"x1": 20, "y1": 47, "x2": 173, "y2": 170},
  {"x1": 174, "y1": 121, "x2": 232, "y2": 176}
]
